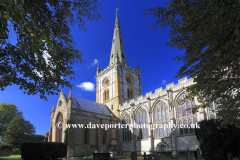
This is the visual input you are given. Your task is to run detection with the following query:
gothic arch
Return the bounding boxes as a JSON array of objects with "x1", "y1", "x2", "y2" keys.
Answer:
[
  {"x1": 103, "y1": 88, "x2": 110, "y2": 102},
  {"x1": 126, "y1": 87, "x2": 134, "y2": 99},
  {"x1": 135, "y1": 106, "x2": 148, "y2": 139},
  {"x1": 121, "y1": 111, "x2": 131, "y2": 141},
  {"x1": 152, "y1": 98, "x2": 169, "y2": 110},
  {"x1": 121, "y1": 111, "x2": 131, "y2": 124},
  {"x1": 55, "y1": 112, "x2": 63, "y2": 142},
  {"x1": 173, "y1": 89, "x2": 186, "y2": 102},
  {"x1": 152, "y1": 100, "x2": 171, "y2": 138},
  {"x1": 134, "y1": 105, "x2": 148, "y2": 115}
]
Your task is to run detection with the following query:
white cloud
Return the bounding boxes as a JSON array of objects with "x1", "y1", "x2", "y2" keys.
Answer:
[
  {"x1": 77, "y1": 82, "x2": 95, "y2": 91},
  {"x1": 162, "y1": 80, "x2": 166, "y2": 84},
  {"x1": 87, "y1": 59, "x2": 99, "y2": 68}
]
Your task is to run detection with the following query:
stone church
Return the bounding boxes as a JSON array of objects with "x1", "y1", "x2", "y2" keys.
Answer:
[{"x1": 48, "y1": 10, "x2": 217, "y2": 158}]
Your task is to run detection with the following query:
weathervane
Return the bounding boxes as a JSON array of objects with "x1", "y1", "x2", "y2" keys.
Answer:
[{"x1": 116, "y1": 7, "x2": 119, "y2": 13}]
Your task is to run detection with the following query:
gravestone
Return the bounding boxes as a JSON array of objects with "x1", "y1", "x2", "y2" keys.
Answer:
[
  {"x1": 109, "y1": 150, "x2": 116, "y2": 158},
  {"x1": 186, "y1": 148, "x2": 190, "y2": 160},
  {"x1": 142, "y1": 152, "x2": 147, "y2": 160},
  {"x1": 196, "y1": 148, "x2": 202, "y2": 159},
  {"x1": 152, "y1": 152, "x2": 160, "y2": 160},
  {"x1": 2, "y1": 149, "x2": 10, "y2": 156},
  {"x1": 148, "y1": 154, "x2": 152, "y2": 159},
  {"x1": 131, "y1": 151, "x2": 137, "y2": 160}
]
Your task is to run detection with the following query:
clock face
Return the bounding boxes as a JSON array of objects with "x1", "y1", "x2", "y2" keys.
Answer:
[{"x1": 126, "y1": 77, "x2": 131, "y2": 84}]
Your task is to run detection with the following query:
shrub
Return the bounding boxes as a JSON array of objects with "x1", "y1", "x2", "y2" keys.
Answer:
[
  {"x1": 0, "y1": 142, "x2": 13, "y2": 151},
  {"x1": 20, "y1": 142, "x2": 67, "y2": 160},
  {"x1": 195, "y1": 119, "x2": 240, "y2": 160}
]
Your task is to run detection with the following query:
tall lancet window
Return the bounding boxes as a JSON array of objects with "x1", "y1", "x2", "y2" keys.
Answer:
[
  {"x1": 103, "y1": 89, "x2": 109, "y2": 101},
  {"x1": 136, "y1": 107, "x2": 148, "y2": 139},
  {"x1": 56, "y1": 112, "x2": 63, "y2": 142},
  {"x1": 121, "y1": 112, "x2": 131, "y2": 142},
  {"x1": 153, "y1": 101, "x2": 171, "y2": 138},
  {"x1": 176, "y1": 92, "x2": 198, "y2": 135}
]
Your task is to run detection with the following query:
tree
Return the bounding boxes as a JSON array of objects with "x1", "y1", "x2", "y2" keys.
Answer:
[
  {"x1": 195, "y1": 119, "x2": 240, "y2": 160},
  {"x1": 0, "y1": 103, "x2": 22, "y2": 139},
  {"x1": 145, "y1": 0, "x2": 240, "y2": 127},
  {"x1": 27, "y1": 134, "x2": 45, "y2": 142},
  {"x1": 2, "y1": 116, "x2": 35, "y2": 148},
  {"x1": 0, "y1": 0, "x2": 102, "y2": 100}
]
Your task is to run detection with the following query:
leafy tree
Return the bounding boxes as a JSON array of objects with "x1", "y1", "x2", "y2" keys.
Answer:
[
  {"x1": 0, "y1": 141, "x2": 13, "y2": 151},
  {"x1": 145, "y1": 0, "x2": 240, "y2": 127},
  {"x1": 0, "y1": 0, "x2": 102, "y2": 100},
  {"x1": 2, "y1": 116, "x2": 35, "y2": 148},
  {"x1": 0, "y1": 103, "x2": 22, "y2": 139},
  {"x1": 195, "y1": 119, "x2": 240, "y2": 160},
  {"x1": 27, "y1": 134, "x2": 45, "y2": 142}
]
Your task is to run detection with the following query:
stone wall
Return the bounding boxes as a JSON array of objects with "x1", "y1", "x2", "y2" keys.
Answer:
[
  {"x1": 177, "y1": 135, "x2": 199, "y2": 150},
  {"x1": 69, "y1": 111, "x2": 118, "y2": 157}
]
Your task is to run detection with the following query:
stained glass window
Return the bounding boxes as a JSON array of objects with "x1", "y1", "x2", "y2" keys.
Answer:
[
  {"x1": 121, "y1": 112, "x2": 131, "y2": 141},
  {"x1": 136, "y1": 107, "x2": 148, "y2": 139}
]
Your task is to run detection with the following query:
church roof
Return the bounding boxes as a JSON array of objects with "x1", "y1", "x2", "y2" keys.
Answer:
[
  {"x1": 109, "y1": 9, "x2": 127, "y2": 65},
  {"x1": 63, "y1": 94, "x2": 113, "y2": 116}
]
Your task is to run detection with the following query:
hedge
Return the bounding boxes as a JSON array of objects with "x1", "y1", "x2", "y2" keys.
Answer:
[
  {"x1": 20, "y1": 142, "x2": 67, "y2": 160},
  {"x1": 195, "y1": 119, "x2": 240, "y2": 160}
]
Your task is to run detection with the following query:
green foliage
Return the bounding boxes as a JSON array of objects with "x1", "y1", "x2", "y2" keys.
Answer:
[
  {"x1": 25, "y1": 134, "x2": 45, "y2": 142},
  {"x1": 2, "y1": 117, "x2": 35, "y2": 148},
  {"x1": 146, "y1": 0, "x2": 240, "y2": 127},
  {"x1": 195, "y1": 119, "x2": 240, "y2": 160},
  {"x1": 20, "y1": 142, "x2": 67, "y2": 160},
  {"x1": 0, "y1": 141, "x2": 13, "y2": 151},
  {"x1": 0, "y1": 103, "x2": 22, "y2": 139},
  {"x1": 0, "y1": 0, "x2": 103, "y2": 100}
]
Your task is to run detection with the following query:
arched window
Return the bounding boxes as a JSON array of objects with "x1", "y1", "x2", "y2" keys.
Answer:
[
  {"x1": 102, "y1": 129, "x2": 107, "y2": 144},
  {"x1": 189, "y1": 119, "x2": 193, "y2": 133},
  {"x1": 136, "y1": 107, "x2": 148, "y2": 139},
  {"x1": 153, "y1": 101, "x2": 170, "y2": 138},
  {"x1": 56, "y1": 112, "x2": 63, "y2": 142},
  {"x1": 193, "y1": 118, "x2": 198, "y2": 133},
  {"x1": 187, "y1": 101, "x2": 192, "y2": 116},
  {"x1": 121, "y1": 112, "x2": 131, "y2": 142},
  {"x1": 184, "y1": 120, "x2": 188, "y2": 134},
  {"x1": 178, "y1": 105, "x2": 182, "y2": 118},
  {"x1": 127, "y1": 88, "x2": 134, "y2": 99},
  {"x1": 177, "y1": 93, "x2": 196, "y2": 117},
  {"x1": 84, "y1": 125, "x2": 89, "y2": 144},
  {"x1": 179, "y1": 120, "x2": 183, "y2": 135},
  {"x1": 103, "y1": 89, "x2": 109, "y2": 101}
]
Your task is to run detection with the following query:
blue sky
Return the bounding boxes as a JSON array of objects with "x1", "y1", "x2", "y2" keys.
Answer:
[{"x1": 0, "y1": 0, "x2": 187, "y2": 135}]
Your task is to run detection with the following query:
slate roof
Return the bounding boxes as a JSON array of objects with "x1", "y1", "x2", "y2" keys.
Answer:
[{"x1": 63, "y1": 94, "x2": 113, "y2": 116}]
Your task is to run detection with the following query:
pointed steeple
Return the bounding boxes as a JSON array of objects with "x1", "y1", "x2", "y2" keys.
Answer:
[
  {"x1": 97, "y1": 64, "x2": 100, "y2": 76},
  {"x1": 51, "y1": 103, "x2": 55, "y2": 115},
  {"x1": 68, "y1": 89, "x2": 72, "y2": 101},
  {"x1": 52, "y1": 103, "x2": 55, "y2": 111},
  {"x1": 136, "y1": 63, "x2": 140, "y2": 73},
  {"x1": 109, "y1": 8, "x2": 127, "y2": 65}
]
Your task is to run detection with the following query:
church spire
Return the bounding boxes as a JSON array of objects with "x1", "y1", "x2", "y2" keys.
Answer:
[{"x1": 109, "y1": 8, "x2": 127, "y2": 65}]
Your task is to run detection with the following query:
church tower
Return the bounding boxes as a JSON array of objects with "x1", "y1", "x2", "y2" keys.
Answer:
[{"x1": 96, "y1": 9, "x2": 142, "y2": 118}]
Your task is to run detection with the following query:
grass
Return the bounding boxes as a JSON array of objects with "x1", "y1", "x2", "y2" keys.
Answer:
[{"x1": 0, "y1": 155, "x2": 22, "y2": 159}]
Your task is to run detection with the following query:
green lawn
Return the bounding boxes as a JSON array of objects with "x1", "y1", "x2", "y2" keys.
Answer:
[{"x1": 0, "y1": 155, "x2": 22, "y2": 159}]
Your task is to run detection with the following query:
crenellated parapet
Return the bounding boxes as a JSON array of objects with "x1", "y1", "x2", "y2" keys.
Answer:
[{"x1": 119, "y1": 77, "x2": 196, "y2": 108}]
